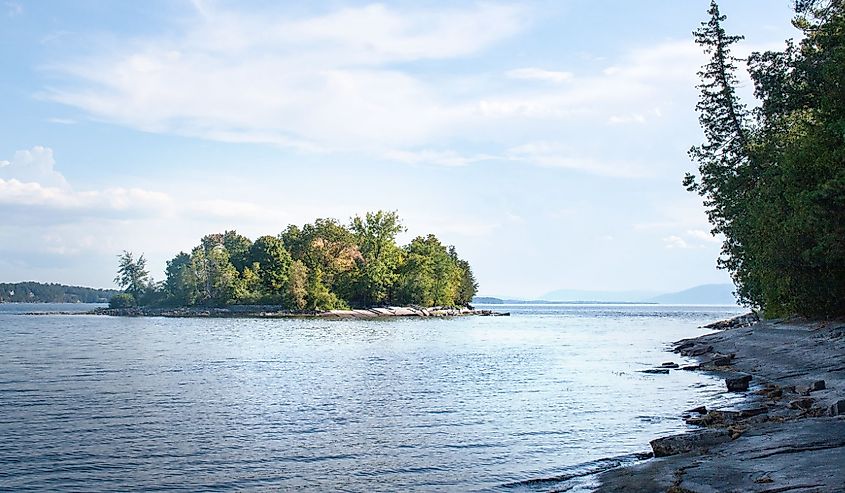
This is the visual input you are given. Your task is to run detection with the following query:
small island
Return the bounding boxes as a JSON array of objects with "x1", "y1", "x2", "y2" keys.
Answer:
[{"x1": 102, "y1": 210, "x2": 498, "y2": 318}]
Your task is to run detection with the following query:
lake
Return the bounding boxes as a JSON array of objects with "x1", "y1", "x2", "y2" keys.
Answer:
[{"x1": 0, "y1": 304, "x2": 745, "y2": 491}]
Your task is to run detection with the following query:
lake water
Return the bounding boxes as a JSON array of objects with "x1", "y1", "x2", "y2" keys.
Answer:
[{"x1": 0, "y1": 304, "x2": 745, "y2": 492}]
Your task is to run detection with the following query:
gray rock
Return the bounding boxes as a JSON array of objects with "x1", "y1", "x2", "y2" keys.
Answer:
[
  {"x1": 650, "y1": 429, "x2": 730, "y2": 457},
  {"x1": 685, "y1": 345, "x2": 715, "y2": 357},
  {"x1": 639, "y1": 368, "x2": 671, "y2": 374},
  {"x1": 810, "y1": 380, "x2": 826, "y2": 392},
  {"x1": 687, "y1": 405, "x2": 707, "y2": 414},
  {"x1": 660, "y1": 362, "x2": 680, "y2": 368},
  {"x1": 829, "y1": 399, "x2": 845, "y2": 416},
  {"x1": 726, "y1": 374, "x2": 752, "y2": 392},
  {"x1": 789, "y1": 398, "x2": 815, "y2": 410}
]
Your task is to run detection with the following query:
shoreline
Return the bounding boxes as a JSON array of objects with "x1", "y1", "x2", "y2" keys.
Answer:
[
  {"x1": 86, "y1": 305, "x2": 510, "y2": 319},
  {"x1": 593, "y1": 315, "x2": 845, "y2": 492}
]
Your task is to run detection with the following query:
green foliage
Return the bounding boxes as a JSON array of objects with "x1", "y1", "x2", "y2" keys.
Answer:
[
  {"x1": 688, "y1": 1, "x2": 845, "y2": 317},
  {"x1": 349, "y1": 210, "x2": 404, "y2": 306},
  {"x1": 121, "y1": 211, "x2": 478, "y2": 309},
  {"x1": 0, "y1": 282, "x2": 119, "y2": 303},
  {"x1": 164, "y1": 252, "x2": 196, "y2": 306},
  {"x1": 114, "y1": 251, "x2": 150, "y2": 300},
  {"x1": 223, "y1": 231, "x2": 253, "y2": 273},
  {"x1": 108, "y1": 293, "x2": 136, "y2": 308},
  {"x1": 286, "y1": 260, "x2": 308, "y2": 310},
  {"x1": 250, "y1": 236, "x2": 292, "y2": 301}
]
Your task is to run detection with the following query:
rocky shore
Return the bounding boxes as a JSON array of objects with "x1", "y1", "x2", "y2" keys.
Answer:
[
  {"x1": 594, "y1": 315, "x2": 845, "y2": 492},
  {"x1": 90, "y1": 305, "x2": 509, "y2": 319}
]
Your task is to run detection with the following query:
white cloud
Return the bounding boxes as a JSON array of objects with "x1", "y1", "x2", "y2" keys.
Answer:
[
  {"x1": 687, "y1": 229, "x2": 721, "y2": 243},
  {"x1": 663, "y1": 235, "x2": 690, "y2": 249},
  {"x1": 44, "y1": 3, "x2": 526, "y2": 151},
  {"x1": 506, "y1": 67, "x2": 573, "y2": 83},
  {"x1": 506, "y1": 142, "x2": 650, "y2": 178},
  {"x1": 380, "y1": 148, "x2": 496, "y2": 167},
  {"x1": 0, "y1": 146, "x2": 68, "y2": 188},
  {"x1": 41, "y1": 6, "x2": 715, "y2": 179}
]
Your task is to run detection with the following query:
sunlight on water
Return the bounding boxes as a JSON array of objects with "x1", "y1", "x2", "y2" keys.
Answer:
[{"x1": 0, "y1": 304, "x2": 745, "y2": 491}]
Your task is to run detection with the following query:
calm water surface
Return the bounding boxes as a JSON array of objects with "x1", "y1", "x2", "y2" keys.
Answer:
[{"x1": 0, "y1": 304, "x2": 745, "y2": 491}]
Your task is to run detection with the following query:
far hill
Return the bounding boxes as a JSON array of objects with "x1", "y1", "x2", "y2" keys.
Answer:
[
  {"x1": 0, "y1": 282, "x2": 119, "y2": 303},
  {"x1": 540, "y1": 289, "x2": 659, "y2": 303},
  {"x1": 647, "y1": 284, "x2": 738, "y2": 305}
]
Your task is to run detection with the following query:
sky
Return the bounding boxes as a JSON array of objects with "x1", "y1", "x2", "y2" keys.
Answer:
[{"x1": 1, "y1": 0, "x2": 800, "y2": 298}]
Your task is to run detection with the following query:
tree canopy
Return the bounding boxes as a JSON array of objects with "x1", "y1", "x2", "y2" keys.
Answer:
[
  {"x1": 116, "y1": 211, "x2": 478, "y2": 310},
  {"x1": 687, "y1": 1, "x2": 845, "y2": 317}
]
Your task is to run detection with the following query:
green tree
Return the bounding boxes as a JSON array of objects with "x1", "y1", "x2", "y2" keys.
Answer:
[
  {"x1": 349, "y1": 210, "x2": 404, "y2": 305},
  {"x1": 223, "y1": 230, "x2": 253, "y2": 273},
  {"x1": 164, "y1": 252, "x2": 197, "y2": 306},
  {"x1": 287, "y1": 260, "x2": 308, "y2": 310},
  {"x1": 305, "y1": 266, "x2": 346, "y2": 311},
  {"x1": 396, "y1": 235, "x2": 463, "y2": 307},
  {"x1": 281, "y1": 218, "x2": 361, "y2": 297},
  {"x1": 688, "y1": 1, "x2": 845, "y2": 317},
  {"x1": 190, "y1": 243, "x2": 238, "y2": 305},
  {"x1": 114, "y1": 251, "x2": 150, "y2": 300},
  {"x1": 250, "y1": 235, "x2": 292, "y2": 302}
]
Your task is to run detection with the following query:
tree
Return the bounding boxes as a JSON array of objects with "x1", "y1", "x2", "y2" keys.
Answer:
[
  {"x1": 287, "y1": 260, "x2": 308, "y2": 310},
  {"x1": 281, "y1": 218, "x2": 361, "y2": 297},
  {"x1": 114, "y1": 251, "x2": 150, "y2": 300},
  {"x1": 223, "y1": 230, "x2": 253, "y2": 273},
  {"x1": 349, "y1": 210, "x2": 405, "y2": 305},
  {"x1": 688, "y1": 1, "x2": 845, "y2": 317},
  {"x1": 249, "y1": 235, "x2": 292, "y2": 302},
  {"x1": 164, "y1": 252, "x2": 197, "y2": 306}
]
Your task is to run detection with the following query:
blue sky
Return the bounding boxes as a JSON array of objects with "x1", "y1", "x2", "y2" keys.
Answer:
[{"x1": 1, "y1": 0, "x2": 798, "y2": 297}]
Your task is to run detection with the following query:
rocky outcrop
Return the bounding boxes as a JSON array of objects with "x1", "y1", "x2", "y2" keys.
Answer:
[
  {"x1": 595, "y1": 318, "x2": 845, "y2": 493},
  {"x1": 650, "y1": 429, "x2": 730, "y2": 457},
  {"x1": 92, "y1": 305, "x2": 509, "y2": 319}
]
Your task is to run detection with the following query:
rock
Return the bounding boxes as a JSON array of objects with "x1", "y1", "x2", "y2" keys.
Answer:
[
  {"x1": 809, "y1": 380, "x2": 826, "y2": 392},
  {"x1": 684, "y1": 345, "x2": 715, "y2": 357},
  {"x1": 639, "y1": 368, "x2": 671, "y2": 374},
  {"x1": 680, "y1": 365, "x2": 700, "y2": 371},
  {"x1": 687, "y1": 405, "x2": 708, "y2": 415},
  {"x1": 711, "y1": 355, "x2": 733, "y2": 366},
  {"x1": 726, "y1": 374, "x2": 752, "y2": 392},
  {"x1": 702, "y1": 312, "x2": 759, "y2": 329},
  {"x1": 738, "y1": 406, "x2": 768, "y2": 418},
  {"x1": 788, "y1": 398, "x2": 815, "y2": 410},
  {"x1": 675, "y1": 340, "x2": 696, "y2": 351},
  {"x1": 650, "y1": 429, "x2": 730, "y2": 457},
  {"x1": 829, "y1": 399, "x2": 845, "y2": 416},
  {"x1": 661, "y1": 362, "x2": 680, "y2": 369}
]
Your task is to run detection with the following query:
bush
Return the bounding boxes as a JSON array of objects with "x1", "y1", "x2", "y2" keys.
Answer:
[{"x1": 109, "y1": 293, "x2": 137, "y2": 309}]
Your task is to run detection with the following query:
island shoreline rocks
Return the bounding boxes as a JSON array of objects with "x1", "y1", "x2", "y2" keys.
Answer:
[
  {"x1": 88, "y1": 305, "x2": 509, "y2": 319},
  {"x1": 593, "y1": 314, "x2": 845, "y2": 492}
]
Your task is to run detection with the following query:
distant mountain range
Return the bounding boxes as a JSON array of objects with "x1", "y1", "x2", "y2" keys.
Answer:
[
  {"x1": 646, "y1": 284, "x2": 738, "y2": 305},
  {"x1": 475, "y1": 283, "x2": 738, "y2": 305}
]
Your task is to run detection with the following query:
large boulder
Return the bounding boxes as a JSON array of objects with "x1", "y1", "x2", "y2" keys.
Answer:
[
  {"x1": 650, "y1": 429, "x2": 730, "y2": 457},
  {"x1": 829, "y1": 399, "x2": 845, "y2": 417},
  {"x1": 726, "y1": 374, "x2": 752, "y2": 392}
]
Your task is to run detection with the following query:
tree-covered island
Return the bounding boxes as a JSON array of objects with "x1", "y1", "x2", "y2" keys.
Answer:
[{"x1": 110, "y1": 210, "x2": 479, "y2": 313}]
